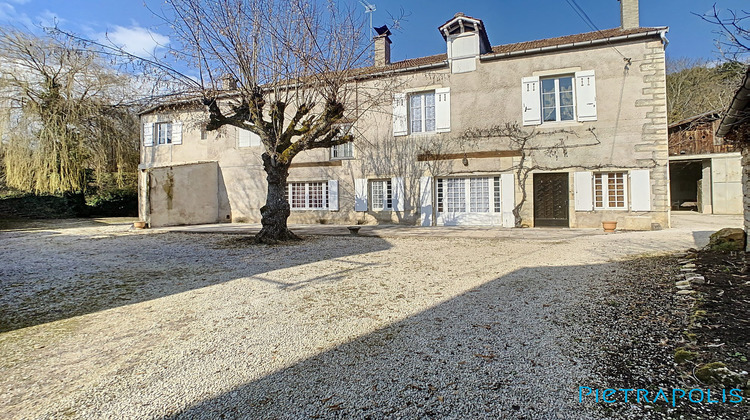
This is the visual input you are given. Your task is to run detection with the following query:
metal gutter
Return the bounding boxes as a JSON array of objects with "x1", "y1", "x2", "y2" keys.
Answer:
[
  {"x1": 479, "y1": 28, "x2": 669, "y2": 62},
  {"x1": 716, "y1": 67, "x2": 750, "y2": 138}
]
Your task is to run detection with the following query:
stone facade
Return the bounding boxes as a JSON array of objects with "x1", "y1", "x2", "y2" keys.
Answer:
[{"x1": 139, "y1": 16, "x2": 671, "y2": 230}]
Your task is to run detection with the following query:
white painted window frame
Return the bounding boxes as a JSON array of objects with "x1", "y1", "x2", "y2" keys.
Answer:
[
  {"x1": 288, "y1": 181, "x2": 330, "y2": 210},
  {"x1": 370, "y1": 179, "x2": 393, "y2": 211},
  {"x1": 594, "y1": 172, "x2": 628, "y2": 210},
  {"x1": 541, "y1": 75, "x2": 576, "y2": 124},
  {"x1": 409, "y1": 91, "x2": 436, "y2": 134},
  {"x1": 155, "y1": 122, "x2": 172, "y2": 145}
]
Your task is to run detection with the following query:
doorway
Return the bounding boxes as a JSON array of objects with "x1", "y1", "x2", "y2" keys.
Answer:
[{"x1": 534, "y1": 173, "x2": 569, "y2": 227}]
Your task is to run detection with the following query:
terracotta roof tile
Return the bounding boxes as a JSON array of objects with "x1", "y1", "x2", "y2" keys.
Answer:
[{"x1": 358, "y1": 26, "x2": 666, "y2": 77}]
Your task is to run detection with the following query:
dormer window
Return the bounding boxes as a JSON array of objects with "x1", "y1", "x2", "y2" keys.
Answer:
[{"x1": 438, "y1": 12, "x2": 491, "y2": 74}]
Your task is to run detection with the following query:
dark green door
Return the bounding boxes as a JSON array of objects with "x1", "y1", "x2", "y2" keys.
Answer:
[{"x1": 534, "y1": 173, "x2": 569, "y2": 227}]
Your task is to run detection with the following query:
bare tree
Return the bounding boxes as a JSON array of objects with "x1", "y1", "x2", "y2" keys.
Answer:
[
  {"x1": 699, "y1": 5, "x2": 749, "y2": 62},
  {"x1": 666, "y1": 58, "x2": 745, "y2": 124},
  {"x1": 120, "y1": 0, "x2": 372, "y2": 242},
  {"x1": 0, "y1": 26, "x2": 139, "y2": 195}
]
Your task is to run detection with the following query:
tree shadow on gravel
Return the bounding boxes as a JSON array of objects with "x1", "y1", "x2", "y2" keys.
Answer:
[
  {"x1": 165, "y1": 255, "x2": 747, "y2": 420},
  {"x1": 0, "y1": 233, "x2": 392, "y2": 333},
  {"x1": 164, "y1": 263, "x2": 623, "y2": 420}
]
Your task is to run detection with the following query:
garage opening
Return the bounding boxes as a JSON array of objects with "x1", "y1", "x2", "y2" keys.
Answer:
[{"x1": 669, "y1": 160, "x2": 703, "y2": 212}]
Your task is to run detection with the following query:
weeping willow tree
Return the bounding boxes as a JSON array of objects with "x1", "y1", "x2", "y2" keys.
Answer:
[{"x1": 0, "y1": 26, "x2": 139, "y2": 195}]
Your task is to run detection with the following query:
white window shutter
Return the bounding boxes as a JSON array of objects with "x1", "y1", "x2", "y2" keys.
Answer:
[
  {"x1": 171, "y1": 121, "x2": 183, "y2": 145},
  {"x1": 249, "y1": 130, "x2": 261, "y2": 147},
  {"x1": 574, "y1": 171, "x2": 594, "y2": 211},
  {"x1": 392, "y1": 93, "x2": 408, "y2": 136},
  {"x1": 630, "y1": 170, "x2": 651, "y2": 211},
  {"x1": 143, "y1": 123, "x2": 153, "y2": 146},
  {"x1": 392, "y1": 177, "x2": 405, "y2": 211},
  {"x1": 501, "y1": 173, "x2": 515, "y2": 227},
  {"x1": 435, "y1": 87, "x2": 451, "y2": 133},
  {"x1": 575, "y1": 70, "x2": 597, "y2": 122},
  {"x1": 521, "y1": 76, "x2": 541, "y2": 126},
  {"x1": 419, "y1": 176, "x2": 433, "y2": 227},
  {"x1": 238, "y1": 129, "x2": 251, "y2": 148},
  {"x1": 354, "y1": 178, "x2": 368, "y2": 211},
  {"x1": 328, "y1": 180, "x2": 339, "y2": 211}
]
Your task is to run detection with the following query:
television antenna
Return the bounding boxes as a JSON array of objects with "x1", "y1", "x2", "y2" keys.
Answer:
[{"x1": 359, "y1": 0, "x2": 376, "y2": 37}]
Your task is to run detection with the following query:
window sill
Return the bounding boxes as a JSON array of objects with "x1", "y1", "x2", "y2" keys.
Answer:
[
  {"x1": 330, "y1": 157, "x2": 355, "y2": 161},
  {"x1": 540, "y1": 121, "x2": 583, "y2": 128}
]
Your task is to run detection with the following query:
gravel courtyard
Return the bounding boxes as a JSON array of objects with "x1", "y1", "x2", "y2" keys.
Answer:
[{"x1": 0, "y1": 215, "x2": 741, "y2": 419}]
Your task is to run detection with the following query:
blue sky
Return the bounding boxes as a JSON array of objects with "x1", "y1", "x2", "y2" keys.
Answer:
[{"x1": 0, "y1": 0, "x2": 746, "y2": 62}]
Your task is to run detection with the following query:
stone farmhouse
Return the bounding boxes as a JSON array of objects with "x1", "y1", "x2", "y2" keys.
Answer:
[{"x1": 138, "y1": 0, "x2": 671, "y2": 230}]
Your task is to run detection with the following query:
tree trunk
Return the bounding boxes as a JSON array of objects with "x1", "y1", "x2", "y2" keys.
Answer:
[{"x1": 255, "y1": 153, "x2": 300, "y2": 243}]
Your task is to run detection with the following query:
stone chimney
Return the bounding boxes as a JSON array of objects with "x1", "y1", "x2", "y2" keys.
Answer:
[
  {"x1": 373, "y1": 25, "x2": 392, "y2": 67},
  {"x1": 619, "y1": 0, "x2": 640, "y2": 30}
]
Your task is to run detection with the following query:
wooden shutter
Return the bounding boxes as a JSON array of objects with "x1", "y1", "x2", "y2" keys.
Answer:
[
  {"x1": 419, "y1": 176, "x2": 433, "y2": 227},
  {"x1": 392, "y1": 93, "x2": 408, "y2": 136},
  {"x1": 171, "y1": 121, "x2": 183, "y2": 145},
  {"x1": 629, "y1": 170, "x2": 651, "y2": 211},
  {"x1": 238, "y1": 129, "x2": 250, "y2": 148},
  {"x1": 521, "y1": 76, "x2": 541, "y2": 126},
  {"x1": 574, "y1": 171, "x2": 594, "y2": 211},
  {"x1": 435, "y1": 87, "x2": 451, "y2": 133},
  {"x1": 575, "y1": 70, "x2": 597, "y2": 122},
  {"x1": 354, "y1": 178, "x2": 368, "y2": 211},
  {"x1": 392, "y1": 177, "x2": 405, "y2": 211},
  {"x1": 328, "y1": 180, "x2": 339, "y2": 211},
  {"x1": 143, "y1": 123, "x2": 153, "y2": 146},
  {"x1": 501, "y1": 173, "x2": 515, "y2": 227}
]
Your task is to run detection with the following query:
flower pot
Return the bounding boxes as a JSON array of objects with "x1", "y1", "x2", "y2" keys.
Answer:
[
  {"x1": 133, "y1": 221, "x2": 147, "y2": 229},
  {"x1": 602, "y1": 221, "x2": 617, "y2": 233}
]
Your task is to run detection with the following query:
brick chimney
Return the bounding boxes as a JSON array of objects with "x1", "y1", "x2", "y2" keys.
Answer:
[
  {"x1": 373, "y1": 25, "x2": 391, "y2": 66},
  {"x1": 619, "y1": 0, "x2": 639, "y2": 30}
]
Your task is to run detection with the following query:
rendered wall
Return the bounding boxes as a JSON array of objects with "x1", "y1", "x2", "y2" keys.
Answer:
[
  {"x1": 139, "y1": 34, "x2": 670, "y2": 230},
  {"x1": 140, "y1": 161, "x2": 220, "y2": 227}
]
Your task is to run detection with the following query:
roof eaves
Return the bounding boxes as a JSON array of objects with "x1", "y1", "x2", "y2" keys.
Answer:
[
  {"x1": 480, "y1": 27, "x2": 668, "y2": 62},
  {"x1": 668, "y1": 110, "x2": 722, "y2": 130},
  {"x1": 716, "y1": 66, "x2": 750, "y2": 138}
]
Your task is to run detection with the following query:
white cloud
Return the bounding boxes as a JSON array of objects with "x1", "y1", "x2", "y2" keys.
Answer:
[
  {"x1": 99, "y1": 25, "x2": 170, "y2": 57},
  {"x1": 36, "y1": 9, "x2": 64, "y2": 28},
  {"x1": 0, "y1": 2, "x2": 33, "y2": 27}
]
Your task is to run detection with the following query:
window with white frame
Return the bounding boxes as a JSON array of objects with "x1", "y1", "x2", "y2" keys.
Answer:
[
  {"x1": 156, "y1": 122, "x2": 172, "y2": 144},
  {"x1": 436, "y1": 177, "x2": 500, "y2": 213},
  {"x1": 410, "y1": 91, "x2": 436, "y2": 133},
  {"x1": 541, "y1": 76, "x2": 575, "y2": 122},
  {"x1": 370, "y1": 179, "x2": 392, "y2": 211},
  {"x1": 594, "y1": 172, "x2": 627, "y2": 209},
  {"x1": 331, "y1": 142, "x2": 353, "y2": 159},
  {"x1": 287, "y1": 181, "x2": 329, "y2": 210},
  {"x1": 330, "y1": 123, "x2": 354, "y2": 159},
  {"x1": 522, "y1": 70, "x2": 597, "y2": 126}
]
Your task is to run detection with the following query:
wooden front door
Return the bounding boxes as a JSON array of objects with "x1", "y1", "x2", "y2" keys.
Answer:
[{"x1": 534, "y1": 173, "x2": 569, "y2": 227}]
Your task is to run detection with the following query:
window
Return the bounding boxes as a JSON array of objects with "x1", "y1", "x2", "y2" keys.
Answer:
[
  {"x1": 331, "y1": 142, "x2": 353, "y2": 159},
  {"x1": 370, "y1": 179, "x2": 392, "y2": 211},
  {"x1": 200, "y1": 128, "x2": 208, "y2": 140},
  {"x1": 287, "y1": 182, "x2": 329, "y2": 210},
  {"x1": 330, "y1": 123, "x2": 354, "y2": 159},
  {"x1": 522, "y1": 71, "x2": 596, "y2": 126},
  {"x1": 410, "y1": 92, "x2": 436, "y2": 133},
  {"x1": 541, "y1": 76, "x2": 575, "y2": 122},
  {"x1": 156, "y1": 122, "x2": 172, "y2": 144},
  {"x1": 594, "y1": 172, "x2": 626, "y2": 209},
  {"x1": 436, "y1": 177, "x2": 500, "y2": 213}
]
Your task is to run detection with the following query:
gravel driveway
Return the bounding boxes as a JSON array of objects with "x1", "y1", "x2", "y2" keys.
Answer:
[{"x1": 0, "y1": 215, "x2": 741, "y2": 419}]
